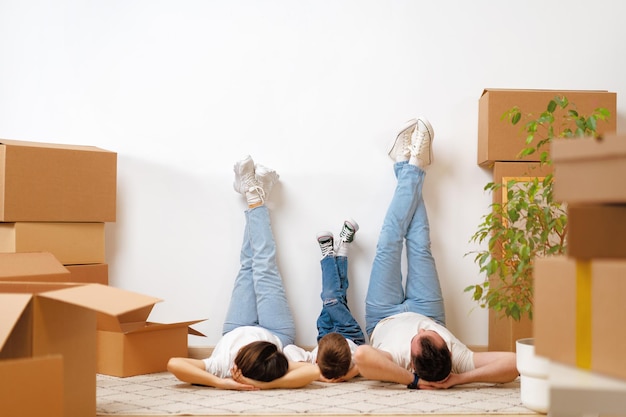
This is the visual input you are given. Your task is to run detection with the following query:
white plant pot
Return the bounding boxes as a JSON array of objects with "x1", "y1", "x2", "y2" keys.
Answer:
[{"x1": 516, "y1": 338, "x2": 550, "y2": 413}]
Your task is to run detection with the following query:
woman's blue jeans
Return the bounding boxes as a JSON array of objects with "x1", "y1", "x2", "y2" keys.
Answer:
[
  {"x1": 317, "y1": 255, "x2": 366, "y2": 345},
  {"x1": 365, "y1": 162, "x2": 446, "y2": 336},
  {"x1": 222, "y1": 205, "x2": 296, "y2": 347}
]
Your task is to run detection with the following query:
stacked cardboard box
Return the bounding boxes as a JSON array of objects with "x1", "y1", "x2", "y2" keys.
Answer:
[
  {"x1": 534, "y1": 134, "x2": 626, "y2": 382},
  {"x1": 0, "y1": 139, "x2": 204, "y2": 416},
  {"x1": 478, "y1": 89, "x2": 617, "y2": 167},
  {"x1": 477, "y1": 89, "x2": 618, "y2": 352},
  {"x1": 0, "y1": 138, "x2": 116, "y2": 284}
]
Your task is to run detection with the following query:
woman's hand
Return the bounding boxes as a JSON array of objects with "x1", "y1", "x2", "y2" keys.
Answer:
[{"x1": 228, "y1": 365, "x2": 260, "y2": 390}]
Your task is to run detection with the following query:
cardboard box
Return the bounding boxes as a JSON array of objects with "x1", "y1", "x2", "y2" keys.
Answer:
[
  {"x1": 0, "y1": 138, "x2": 117, "y2": 222},
  {"x1": 567, "y1": 204, "x2": 626, "y2": 259},
  {"x1": 0, "y1": 283, "x2": 98, "y2": 417},
  {"x1": 478, "y1": 89, "x2": 617, "y2": 167},
  {"x1": 485, "y1": 162, "x2": 554, "y2": 351},
  {"x1": 0, "y1": 354, "x2": 64, "y2": 417},
  {"x1": 41, "y1": 283, "x2": 204, "y2": 377},
  {"x1": 534, "y1": 256, "x2": 626, "y2": 381},
  {"x1": 492, "y1": 161, "x2": 553, "y2": 206},
  {"x1": 0, "y1": 252, "x2": 71, "y2": 282},
  {"x1": 552, "y1": 134, "x2": 626, "y2": 204},
  {"x1": 66, "y1": 263, "x2": 109, "y2": 285},
  {"x1": 0, "y1": 222, "x2": 105, "y2": 265}
]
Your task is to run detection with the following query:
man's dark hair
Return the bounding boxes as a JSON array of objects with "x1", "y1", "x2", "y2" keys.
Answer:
[
  {"x1": 234, "y1": 341, "x2": 289, "y2": 382},
  {"x1": 411, "y1": 336, "x2": 452, "y2": 382}
]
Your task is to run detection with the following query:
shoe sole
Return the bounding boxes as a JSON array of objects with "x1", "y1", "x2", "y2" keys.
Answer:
[{"x1": 344, "y1": 218, "x2": 359, "y2": 233}]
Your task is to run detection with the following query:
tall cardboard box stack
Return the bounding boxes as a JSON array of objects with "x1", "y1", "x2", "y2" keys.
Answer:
[
  {"x1": 0, "y1": 138, "x2": 116, "y2": 284},
  {"x1": 0, "y1": 139, "x2": 205, "y2": 417},
  {"x1": 477, "y1": 89, "x2": 617, "y2": 351},
  {"x1": 534, "y1": 134, "x2": 626, "y2": 382}
]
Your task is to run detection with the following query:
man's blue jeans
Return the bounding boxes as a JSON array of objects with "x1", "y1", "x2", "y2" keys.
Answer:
[
  {"x1": 365, "y1": 162, "x2": 446, "y2": 336},
  {"x1": 317, "y1": 255, "x2": 366, "y2": 345},
  {"x1": 222, "y1": 205, "x2": 296, "y2": 347}
]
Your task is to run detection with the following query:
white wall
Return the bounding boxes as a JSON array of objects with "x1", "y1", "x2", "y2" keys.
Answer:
[{"x1": 1, "y1": 0, "x2": 624, "y2": 348}]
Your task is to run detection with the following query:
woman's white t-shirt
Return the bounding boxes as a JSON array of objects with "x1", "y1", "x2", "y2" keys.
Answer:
[
  {"x1": 369, "y1": 312, "x2": 475, "y2": 374},
  {"x1": 202, "y1": 326, "x2": 283, "y2": 378}
]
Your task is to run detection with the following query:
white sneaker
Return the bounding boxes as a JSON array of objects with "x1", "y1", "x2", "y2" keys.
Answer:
[
  {"x1": 388, "y1": 119, "x2": 417, "y2": 162},
  {"x1": 233, "y1": 156, "x2": 265, "y2": 206},
  {"x1": 407, "y1": 117, "x2": 434, "y2": 167},
  {"x1": 233, "y1": 155, "x2": 256, "y2": 195},
  {"x1": 255, "y1": 164, "x2": 279, "y2": 200}
]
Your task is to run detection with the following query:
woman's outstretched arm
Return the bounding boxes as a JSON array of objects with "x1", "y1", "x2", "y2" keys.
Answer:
[{"x1": 167, "y1": 357, "x2": 258, "y2": 390}]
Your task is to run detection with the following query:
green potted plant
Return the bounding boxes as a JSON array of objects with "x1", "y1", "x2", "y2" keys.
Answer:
[
  {"x1": 466, "y1": 96, "x2": 610, "y2": 412},
  {"x1": 466, "y1": 96, "x2": 610, "y2": 321}
]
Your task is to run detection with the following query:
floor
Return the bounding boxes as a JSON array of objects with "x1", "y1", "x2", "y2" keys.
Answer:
[{"x1": 96, "y1": 372, "x2": 534, "y2": 416}]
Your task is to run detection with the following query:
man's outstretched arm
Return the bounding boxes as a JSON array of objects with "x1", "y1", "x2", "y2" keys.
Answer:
[{"x1": 353, "y1": 345, "x2": 414, "y2": 385}]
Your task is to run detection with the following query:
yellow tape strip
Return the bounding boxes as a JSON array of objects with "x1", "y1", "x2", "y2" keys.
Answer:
[{"x1": 576, "y1": 261, "x2": 592, "y2": 369}]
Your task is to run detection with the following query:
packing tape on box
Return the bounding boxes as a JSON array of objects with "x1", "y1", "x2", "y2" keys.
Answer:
[{"x1": 576, "y1": 261, "x2": 592, "y2": 369}]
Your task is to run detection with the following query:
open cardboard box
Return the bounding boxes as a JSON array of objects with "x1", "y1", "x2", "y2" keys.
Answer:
[
  {"x1": 48, "y1": 283, "x2": 205, "y2": 377},
  {"x1": 0, "y1": 282, "x2": 99, "y2": 417},
  {"x1": 0, "y1": 293, "x2": 65, "y2": 417},
  {"x1": 0, "y1": 138, "x2": 117, "y2": 222},
  {"x1": 0, "y1": 252, "x2": 205, "y2": 416}
]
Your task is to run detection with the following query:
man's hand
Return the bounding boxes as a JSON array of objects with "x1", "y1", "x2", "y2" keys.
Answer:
[{"x1": 418, "y1": 373, "x2": 458, "y2": 390}]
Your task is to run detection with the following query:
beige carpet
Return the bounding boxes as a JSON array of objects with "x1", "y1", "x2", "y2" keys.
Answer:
[{"x1": 96, "y1": 372, "x2": 535, "y2": 416}]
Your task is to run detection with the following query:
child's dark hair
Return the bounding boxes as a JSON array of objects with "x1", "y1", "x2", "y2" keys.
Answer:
[
  {"x1": 234, "y1": 341, "x2": 289, "y2": 382},
  {"x1": 411, "y1": 337, "x2": 452, "y2": 382},
  {"x1": 317, "y1": 332, "x2": 352, "y2": 380}
]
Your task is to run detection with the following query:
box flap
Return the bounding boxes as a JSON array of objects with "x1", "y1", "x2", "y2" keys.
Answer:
[
  {"x1": 0, "y1": 252, "x2": 70, "y2": 281},
  {"x1": 99, "y1": 319, "x2": 206, "y2": 335},
  {"x1": 120, "y1": 319, "x2": 207, "y2": 335},
  {"x1": 552, "y1": 134, "x2": 626, "y2": 162},
  {"x1": 481, "y1": 88, "x2": 609, "y2": 97},
  {"x1": 0, "y1": 294, "x2": 32, "y2": 351},
  {"x1": 0, "y1": 281, "x2": 83, "y2": 294},
  {"x1": 0, "y1": 138, "x2": 114, "y2": 153},
  {"x1": 39, "y1": 284, "x2": 162, "y2": 332}
]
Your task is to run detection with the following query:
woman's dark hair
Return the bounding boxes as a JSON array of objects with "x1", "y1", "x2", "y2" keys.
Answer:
[
  {"x1": 411, "y1": 337, "x2": 452, "y2": 382},
  {"x1": 317, "y1": 332, "x2": 352, "y2": 380},
  {"x1": 234, "y1": 341, "x2": 289, "y2": 382}
]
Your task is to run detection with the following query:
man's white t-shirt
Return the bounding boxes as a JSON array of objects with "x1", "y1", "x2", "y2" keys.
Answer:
[
  {"x1": 202, "y1": 326, "x2": 283, "y2": 378},
  {"x1": 369, "y1": 312, "x2": 475, "y2": 374},
  {"x1": 283, "y1": 338, "x2": 358, "y2": 364}
]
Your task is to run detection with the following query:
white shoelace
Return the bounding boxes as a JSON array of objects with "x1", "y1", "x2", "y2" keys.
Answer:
[{"x1": 409, "y1": 128, "x2": 427, "y2": 157}]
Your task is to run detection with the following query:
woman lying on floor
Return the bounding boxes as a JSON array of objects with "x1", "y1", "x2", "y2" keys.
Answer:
[{"x1": 167, "y1": 156, "x2": 319, "y2": 390}]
